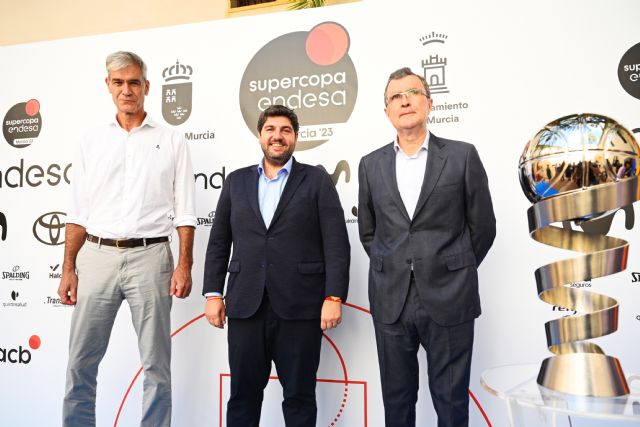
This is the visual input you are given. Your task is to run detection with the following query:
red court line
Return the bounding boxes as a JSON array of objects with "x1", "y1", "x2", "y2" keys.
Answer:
[
  {"x1": 343, "y1": 301, "x2": 370, "y2": 314},
  {"x1": 117, "y1": 310, "x2": 492, "y2": 427},
  {"x1": 342, "y1": 302, "x2": 492, "y2": 427},
  {"x1": 114, "y1": 314, "x2": 205, "y2": 427},
  {"x1": 469, "y1": 389, "x2": 492, "y2": 427},
  {"x1": 219, "y1": 374, "x2": 225, "y2": 427}
]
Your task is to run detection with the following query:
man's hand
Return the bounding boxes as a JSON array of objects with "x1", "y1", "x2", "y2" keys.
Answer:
[
  {"x1": 320, "y1": 299, "x2": 342, "y2": 330},
  {"x1": 171, "y1": 226, "x2": 195, "y2": 298},
  {"x1": 57, "y1": 223, "x2": 86, "y2": 306},
  {"x1": 205, "y1": 298, "x2": 226, "y2": 328},
  {"x1": 170, "y1": 263, "x2": 192, "y2": 298},
  {"x1": 58, "y1": 269, "x2": 78, "y2": 305}
]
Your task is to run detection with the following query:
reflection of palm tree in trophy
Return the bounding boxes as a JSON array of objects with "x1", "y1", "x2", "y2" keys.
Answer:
[
  {"x1": 519, "y1": 113, "x2": 640, "y2": 397},
  {"x1": 288, "y1": 0, "x2": 326, "y2": 9}
]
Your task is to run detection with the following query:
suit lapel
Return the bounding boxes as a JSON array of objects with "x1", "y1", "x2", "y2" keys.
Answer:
[
  {"x1": 245, "y1": 167, "x2": 266, "y2": 230},
  {"x1": 380, "y1": 142, "x2": 411, "y2": 223},
  {"x1": 269, "y1": 158, "x2": 306, "y2": 228},
  {"x1": 413, "y1": 134, "x2": 447, "y2": 220}
]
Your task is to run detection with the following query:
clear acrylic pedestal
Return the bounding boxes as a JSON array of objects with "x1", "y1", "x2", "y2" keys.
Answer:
[{"x1": 481, "y1": 364, "x2": 640, "y2": 426}]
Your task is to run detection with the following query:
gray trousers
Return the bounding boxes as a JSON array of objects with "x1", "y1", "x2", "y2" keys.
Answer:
[{"x1": 62, "y1": 240, "x2": 174, "y2": 427}]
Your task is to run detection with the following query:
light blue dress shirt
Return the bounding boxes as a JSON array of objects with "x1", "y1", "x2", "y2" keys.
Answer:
[{"x1": 257, "y1": 157, "x2": 292, "y2": 227}]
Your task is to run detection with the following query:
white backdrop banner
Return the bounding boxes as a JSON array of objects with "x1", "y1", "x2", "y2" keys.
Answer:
[{"x1": 1, "y1": 0, "x2": 640, "y2": 425}]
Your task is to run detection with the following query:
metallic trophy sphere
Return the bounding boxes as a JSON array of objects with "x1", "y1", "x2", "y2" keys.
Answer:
[{"x1": 519, "y1": 113, "x2": 640, "y2": 203}]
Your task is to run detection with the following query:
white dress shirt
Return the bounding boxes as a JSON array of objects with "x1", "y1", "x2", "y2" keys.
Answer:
[
  {"x1": 67, "y1": 114, "x2": 197, "y2": 238},
  {"x1": 394, "y1": 132, "x2": 429, "y2": 219}
]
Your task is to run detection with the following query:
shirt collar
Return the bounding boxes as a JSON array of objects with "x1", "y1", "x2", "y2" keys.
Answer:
[
  {"x1": 257, "y1": 156, "x2": 293, "y2": 178},
  {"x1": 393, "y1": 131, "x2": 430, "y2": 155},
  {"x1": 109, "y1": 112, "x2": 155, "y2": 130}
]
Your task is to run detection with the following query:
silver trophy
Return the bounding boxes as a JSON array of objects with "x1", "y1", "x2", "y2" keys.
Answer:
[{"x1": 519, "y1": 113, "x2": 640, "y2": 397}]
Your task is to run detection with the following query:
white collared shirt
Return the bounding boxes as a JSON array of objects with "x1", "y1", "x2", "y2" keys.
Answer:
[
  {"x1": 66, "y1": 114, "x2": 197, "y2": 238},
  {"x1": 394, "y1": 132, "x2": 429, "y2": 219}
]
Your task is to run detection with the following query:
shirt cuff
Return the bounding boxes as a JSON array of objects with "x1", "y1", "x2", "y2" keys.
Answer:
[
  {"x1": 65, "y1": 216, "x2": 88, "y2": 228},
  {"x1": 205, "y1": 292, "x2": 223, "y2": 298},
  {"x1": 174, "y1": 215, "x2": 197, "y2": 228}
]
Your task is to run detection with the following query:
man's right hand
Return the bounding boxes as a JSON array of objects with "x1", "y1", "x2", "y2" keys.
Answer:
[
  {"x1": 58, "y1": 269, "x2": 78, "y2": 305},
  {"x1": 205, "y1": 298, "x2": 226, "y2": 329}
]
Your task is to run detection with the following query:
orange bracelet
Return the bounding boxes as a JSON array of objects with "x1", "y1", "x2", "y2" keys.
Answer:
[
  {"x1": 324, "y1": 296, "x2": 342, "y2": 302},
  {"x1": 206, "y1": 296, "x2": 223, "y2": 300}
]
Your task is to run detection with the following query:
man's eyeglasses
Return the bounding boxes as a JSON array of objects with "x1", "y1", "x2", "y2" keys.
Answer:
[{"x1": 385, "y1": 88, "x2": 429, "y2": 106}]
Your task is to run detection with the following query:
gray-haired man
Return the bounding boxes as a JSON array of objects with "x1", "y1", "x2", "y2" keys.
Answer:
[{"x1": 59, "y1": 51, "x2": 196, "y2": 426}]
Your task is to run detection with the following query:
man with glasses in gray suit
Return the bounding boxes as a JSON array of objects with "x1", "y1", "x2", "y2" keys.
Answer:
[{"x1": 358, "y1": 67, "x2": 496, "y2": 427}]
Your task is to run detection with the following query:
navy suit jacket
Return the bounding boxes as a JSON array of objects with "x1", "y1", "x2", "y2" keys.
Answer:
[
  {"x1": 358, "y1": 134, "x2": 496, "y2": 326},
  {"x1": 203, "y1": 158, "x2": 350, "y2": 320}
]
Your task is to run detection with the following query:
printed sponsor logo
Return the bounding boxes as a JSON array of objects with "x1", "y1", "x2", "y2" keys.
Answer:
[
  {"x1": 618, "y1": 42, "x2": 640, "y2": 100},
  {"x1": 43, "y1": 295, "x2": 71, "y2": 308},
  {"x1": 552, "y1": 305, "x2": 577, "y2": 316},
  {"x1": 162, "y1": 60, "x2": 193, "y2": 125},
  {"x1": 194, "y1": 167, "x2": 226, "y2": 190},
  {"x1": 185, "y1": 130, "x2": 215, "y2": 141},
  {"x1": 0, "y1": 336, "x2": 40, "y2": 364},
  {"x1": 317, "y1": 160, "x2": 357, "y2": 224},
  {"x1": 3, "y1": 290, "x2": 27, "y2": 308},
  {"x1": 3, "y1": 99, "x2": 42, "y2": 148},
  {"x1": 569, "y1": 280, "x2": 591, "y2": 288},
  {"x1": 240, "y1": 22, "x2": 357, "y2": 150},
  {"x1": 2, "y1": 265, "x2": 30, "y2": 281},
  {"x1": 417, "y1": 31, "x2": 470, "y2": 126},
  {"x1": 197, "y1": 211, "x2": 215, "y2": 227},
  {"x1": 33, "y1": 212, "x2": 66, "y2": 246},
  {"x1": 0, "y1": 159, "x2": 72, "y2": 189},
  {"x1": 0, "y1": 211, "x2": 6, "y2": 241},
  {"x1": 49, "y1": 264, "x2": 62, "y2": 279}
]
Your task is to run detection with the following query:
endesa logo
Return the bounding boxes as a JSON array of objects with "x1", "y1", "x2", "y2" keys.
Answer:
[
  {"x1": 3, "y1": 99, "x2": 42, "y2": 148},
  {"x1": 0, "y1": 159, "x2": 72, "y2": 189},
  {"x1": 0, "y1": 335, "x2": 41, "y2": 364},
  {"x1": 240, "y1": 22, "x2": 358, "y2": 150}
]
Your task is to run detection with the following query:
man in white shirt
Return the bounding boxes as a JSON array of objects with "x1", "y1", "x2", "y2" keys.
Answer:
[{"x1": 59, "y1": 51, "x2": 196, "y2": 427}]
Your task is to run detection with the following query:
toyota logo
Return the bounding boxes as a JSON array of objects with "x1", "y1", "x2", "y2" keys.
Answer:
[{"x1": 33, "y1": 212, "x2": 66, "y2": 246}]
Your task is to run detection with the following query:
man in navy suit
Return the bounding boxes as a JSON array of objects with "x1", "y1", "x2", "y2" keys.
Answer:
[
  {"x1": 358, "y1": 68, "x2": 496, "y2": 427},
  {"x1": 203, "y1": 105, "x2": 350, "y2": 427}
]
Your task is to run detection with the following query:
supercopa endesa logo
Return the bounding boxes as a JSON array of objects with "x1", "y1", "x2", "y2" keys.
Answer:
[
  {"x1": 239, "y1": 22, "x2": 357, "y2": 151},
  {"x1": 3, "y1": 99, "x2": 42, "y2": 148}
]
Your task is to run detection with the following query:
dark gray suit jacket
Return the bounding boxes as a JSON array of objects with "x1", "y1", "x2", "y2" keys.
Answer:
[{"x1": 358, "y1": 134, "x2": 496, "y2": 326}]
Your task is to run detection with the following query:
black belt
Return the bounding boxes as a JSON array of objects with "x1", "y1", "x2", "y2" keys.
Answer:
[{"x1": 86, "y1": 234, "x2": 169, "y2": 248}]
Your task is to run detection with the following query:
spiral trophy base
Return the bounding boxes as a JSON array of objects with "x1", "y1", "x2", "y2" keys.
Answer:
[
  {"x1": 528, "y1": 178, "x2": 639, "y2": 397},
  {"x1": 538, "y1": 353, "x2": 629, "y2": 397}
]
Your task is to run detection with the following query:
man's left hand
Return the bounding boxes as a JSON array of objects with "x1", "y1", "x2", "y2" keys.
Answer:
[
  {"x1": 321, "y1": 299, "x2": 342, "y2": 330},
  {"x1": 170, "y1": 263, "x2": 192, "y2": 298}
]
